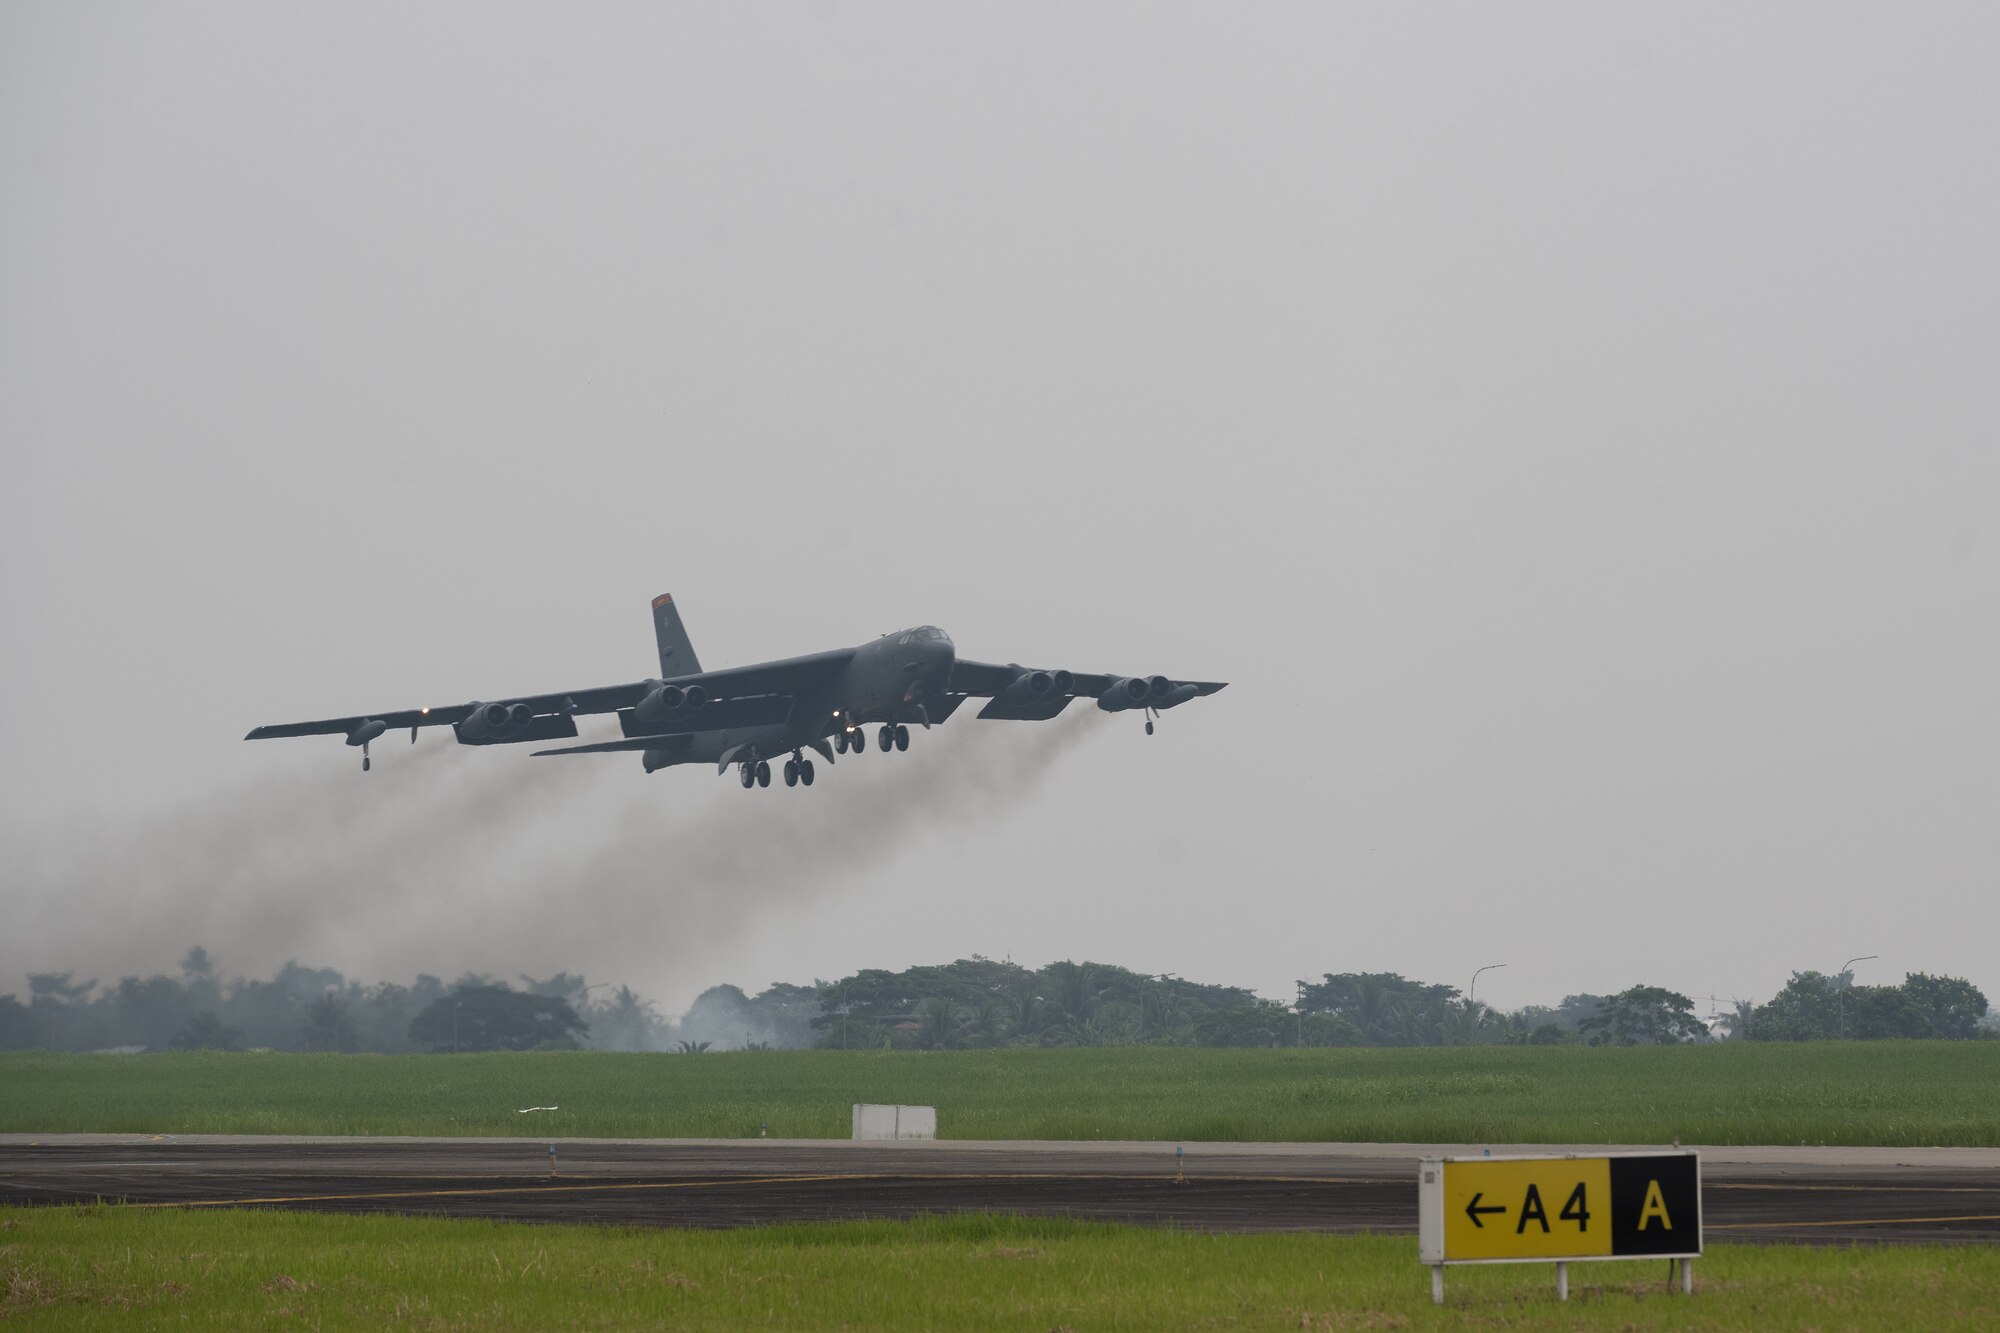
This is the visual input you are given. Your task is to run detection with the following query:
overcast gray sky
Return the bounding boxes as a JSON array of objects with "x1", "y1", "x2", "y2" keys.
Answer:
[{"x1": 4, "y1": 4, "x2": 1994, "y2": 1020}]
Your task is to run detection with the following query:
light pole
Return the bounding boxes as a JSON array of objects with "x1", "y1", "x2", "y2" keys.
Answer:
[
  {"x1": 1469, "y1": 963, "x2": 1507, "y2": 1007},
  {"x1": 1837, "y1": 955, "x2": 1877, "y2": 1039}
]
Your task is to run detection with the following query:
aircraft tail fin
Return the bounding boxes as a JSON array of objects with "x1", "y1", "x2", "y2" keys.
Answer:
[{"x1": 650, "y1": 593, "x2": 703, "y2": 677}]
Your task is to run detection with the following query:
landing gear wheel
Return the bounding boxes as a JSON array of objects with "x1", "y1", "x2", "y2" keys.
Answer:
[
  {"x1": 878, "y1": 725, "x2": 894, "y2": 752},
  {"x1": 755, "y1": 760, "x2": 771, "y2": 788},
  {"x1": 1145, "y1": 719, "x2": 1155, "y2": 735},
  {"x1": 833, "y1": 730, "x2": 846, "y2": 754},
  {"x1": 783, "y1": 759, "x2": 799, "y2": 787},
  {"x1": 362, "y1": 756, "x2": 371, "y2": 772},
  {"x1": 739, "y1": 764, "x2": 755, "y2": 789},
  {"x1": 894, "y1": 724, "x2": 910, "y2": 751},
  {"x1": 799, "y1": 759, "x2": 815, "y2": 786}
]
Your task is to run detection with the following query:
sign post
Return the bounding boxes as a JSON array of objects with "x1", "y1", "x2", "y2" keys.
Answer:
[{"x1": 1418, "y1": 1151, "x2": 1700, "y2": 1304}]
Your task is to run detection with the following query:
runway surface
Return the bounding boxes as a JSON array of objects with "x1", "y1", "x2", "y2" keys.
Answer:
[{"x1": 5, "y1": 1135, "x2": 1998, "y2": 1244}]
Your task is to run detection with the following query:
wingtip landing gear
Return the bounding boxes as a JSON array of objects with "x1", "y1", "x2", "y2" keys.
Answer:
[{"x1": 361, "y1": 741, "x2": 372, "y2": 772}]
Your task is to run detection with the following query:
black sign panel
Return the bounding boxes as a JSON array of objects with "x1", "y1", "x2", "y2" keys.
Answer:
[{"x1": 1608, "y1": 1153, "x2": 1701, "y2": 1256}]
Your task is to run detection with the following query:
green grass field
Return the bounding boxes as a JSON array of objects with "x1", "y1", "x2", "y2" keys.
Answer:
[
  {"x1": 6, "y1": 1205, "x2": 1996, "y2": 1331},
  {"x1": 4, "y1": 1043, "x2": 1997, "y2": 1145}
]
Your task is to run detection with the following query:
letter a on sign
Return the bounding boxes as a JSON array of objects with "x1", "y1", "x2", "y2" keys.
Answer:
[
  {"x1": 1638, "y1": 1179, "x2": 1672, "y2": 1231},
  {"x1": 1517, "y1": 1183, "x2": 1549, "y2": 1233},
  {"x1": 1608, "y1": 1154, "x2": 1699, "y2": 1256}
]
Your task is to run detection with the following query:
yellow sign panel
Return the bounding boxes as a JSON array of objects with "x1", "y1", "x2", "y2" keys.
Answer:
[
  {"x1": 1441, "y1": 1157, "x2": 1614, "y2": 1260},
  {"x1": 1422, "y1": 1152, "x2": 1701, "y2": 1265}
]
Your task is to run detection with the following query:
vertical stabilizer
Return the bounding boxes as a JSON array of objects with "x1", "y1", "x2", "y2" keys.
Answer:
[{"x1": 651, "y1": 594, "x2": 703, "y2": 677}]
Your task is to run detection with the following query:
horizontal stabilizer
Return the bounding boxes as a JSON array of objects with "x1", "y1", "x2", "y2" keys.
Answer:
[
  {"x1": 976, "y1": 695, "x2": 1073, "y2": 721},
  {"x1": 616, "y1": 694, "x2": 792, "y2": 737},
  {"x1": 456, "y1": 714, "x2": 579, "y2": 746},
  {"x1": 532, "y1": 737, "x2": 661, "y2": 758}
]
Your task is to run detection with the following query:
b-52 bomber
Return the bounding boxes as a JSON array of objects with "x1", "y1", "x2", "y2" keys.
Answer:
[{"x1": 246, "y1": 593, "x2": 1226, "y2": 790}]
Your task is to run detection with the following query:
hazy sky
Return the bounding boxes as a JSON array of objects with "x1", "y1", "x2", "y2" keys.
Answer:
[{"x1": 4, "y1": 4, "x2": 1994, "y2": 1020}]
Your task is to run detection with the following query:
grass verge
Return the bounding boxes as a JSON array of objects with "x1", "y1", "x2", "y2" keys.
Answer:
[
  {"x1": 6, "y1": 1205, "x2": 1997, "y2": 1331},
  {"x1": 5, "y1": 1043, "x2": 1999, "y2": 1145}
]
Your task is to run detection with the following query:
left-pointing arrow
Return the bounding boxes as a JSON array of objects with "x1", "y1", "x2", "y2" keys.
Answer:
[{"x1": 1464, "y1": 1192, "x2": 1505, "y2": 1228}]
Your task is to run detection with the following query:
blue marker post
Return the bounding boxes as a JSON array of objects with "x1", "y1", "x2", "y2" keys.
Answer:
[
  {"x1": 548, "y1": 1144, "x2": 558, "y2": 1180},
  {"x1": 1175, "y1": 1144, "x2": 1185, "y2": 1186}
]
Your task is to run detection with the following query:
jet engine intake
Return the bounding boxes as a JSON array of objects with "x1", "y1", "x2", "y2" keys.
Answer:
[
  {"x1": 636, "y1": 681, "x2": 709, "y2": 724},
  {"x1": 1096, "y1": 677, "x2": 1153, "y2": 712},
  {"x1": 998, "y1": 668, "x2": 1074, "y2": 706},
  {"x1": 456, "y1": 701, "x2": 535, "y2": 744}
]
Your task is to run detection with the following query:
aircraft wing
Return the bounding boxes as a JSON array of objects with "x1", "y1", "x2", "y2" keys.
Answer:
[
  {"x1": 948, "y1": 658, "x2": 1226, "y2": 721},
  {"x1": 243, "y1": 684, "x2": 634, "y2": 741},
  {"x1": 245, "y1": 650, "x2": 855, "y2": 745}
]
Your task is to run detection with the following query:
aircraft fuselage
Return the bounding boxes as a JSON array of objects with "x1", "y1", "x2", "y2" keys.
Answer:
[{"x1": 643, "y1": 626, "x2": 956, "y2": 772}]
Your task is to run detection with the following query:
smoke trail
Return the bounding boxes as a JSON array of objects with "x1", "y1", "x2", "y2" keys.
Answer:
[
  {"x1": 432, "y1": 708, "x2": 1109, "y2": 986},
  {"x1": 6, "y1": 710, "x2": 1105, "y2": 999},
  {"x1": 9, "y1": 738, "x2": 578, "y2": 990}
]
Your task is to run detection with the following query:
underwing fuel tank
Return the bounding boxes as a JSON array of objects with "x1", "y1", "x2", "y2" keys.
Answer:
[{"x1": 344, "y1": 718, "x2": 388, "y2": 747}]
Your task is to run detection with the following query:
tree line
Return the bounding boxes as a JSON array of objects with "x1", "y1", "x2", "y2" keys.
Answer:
[{"x1": 0, "y1": 947, "x2": 1988, "y2": 1054}]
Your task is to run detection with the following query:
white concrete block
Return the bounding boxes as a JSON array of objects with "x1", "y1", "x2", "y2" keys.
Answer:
[
  {"x1": 852, "y1": 1103, "x2": 936, "y2": 1140},
  {"x1": 894, "y1": 1104, "x2": 936, "y2": 1140}
]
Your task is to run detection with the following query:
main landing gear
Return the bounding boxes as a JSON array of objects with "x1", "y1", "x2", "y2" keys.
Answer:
[
  {"x1": 835, "y1": 723, "x2": 909, "y2": 754},
  {"x1": 739, "y1": 755, "x2": 820, "y2": 790}
]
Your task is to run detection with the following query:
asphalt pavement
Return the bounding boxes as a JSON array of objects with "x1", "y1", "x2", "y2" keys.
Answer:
[{"x1": 4, "y1": 1136, "x2": 1996, "y2": 1243}]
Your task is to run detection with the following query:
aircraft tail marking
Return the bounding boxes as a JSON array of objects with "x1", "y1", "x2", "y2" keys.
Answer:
[{"x1": 651, "y1": 593, "x2": 703, "y2": 677}]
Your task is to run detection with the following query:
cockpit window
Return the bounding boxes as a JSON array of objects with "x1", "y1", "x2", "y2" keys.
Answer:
[{"x1": 899, "y1": 627, "x2": 951, "y2": 644}]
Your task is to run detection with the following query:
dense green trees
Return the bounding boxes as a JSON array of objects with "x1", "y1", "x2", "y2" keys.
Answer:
[
  {"x1": 809, "y1": 957, "x2": 1270, "y2": 1050},
  {"x1": 407, "y1": 985, "x2": 588, "y2": 1052},
  {"x1": 1295, "y1": 973, "x2": 1464, "y2": 1046},
  {"x1": 1735, "y1": 971, "x2": 1989, "y2": 1042},
  {"x1": 1578, "y1": 986, "x2": 1709, "y2": 1046},
  {"x1": 0, "y1": 947, "x2": 1987, "y2": 1054}
]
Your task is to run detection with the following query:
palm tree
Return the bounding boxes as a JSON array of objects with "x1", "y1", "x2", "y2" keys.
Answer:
[
  {"x1": 596, "y1": 986, "x2": 662, "y2": 1051},
  {"x1": 1044, "y1": 962, "x2": 1104, "y2": 1030},
  {"x1": 919, "y1": 997, "x2": 961, "y2": 1049}
]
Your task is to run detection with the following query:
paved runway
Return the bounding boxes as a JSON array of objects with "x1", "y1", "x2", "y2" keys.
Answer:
[{"x1": 4, "y1": 1136, "x2": 1998, "y2": 1244}]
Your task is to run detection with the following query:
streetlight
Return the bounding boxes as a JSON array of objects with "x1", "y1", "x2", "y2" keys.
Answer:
[
  {"x1": 1837, "y1": 955, "x2": 1878, "y2": 1039},
  {"x1": 1469, "y1": 963, "x2": 1507, "y2": 1007}
]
